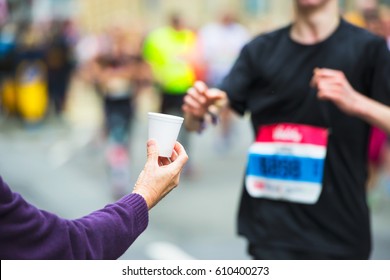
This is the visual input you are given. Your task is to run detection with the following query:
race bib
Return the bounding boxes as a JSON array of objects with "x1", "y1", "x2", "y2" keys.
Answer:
[{"x1": 246, "y1": 123, "x2": 328, "y2": 204}]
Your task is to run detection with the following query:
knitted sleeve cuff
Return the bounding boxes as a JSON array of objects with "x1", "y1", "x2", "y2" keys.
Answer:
[{"x1": 118, "y1": 193, "x2": 149, "y2": 233}]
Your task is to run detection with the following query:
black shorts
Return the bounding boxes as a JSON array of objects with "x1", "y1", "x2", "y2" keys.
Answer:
[
  {"x1": 248, "y1": 244, "x2": 369, "y2": 260},
  {"x1": 161, "y1": 93, "x2": 185, "y2": 116},
  {"x1": 104, "y1": 97, "x2": 133, "y2": 142}
]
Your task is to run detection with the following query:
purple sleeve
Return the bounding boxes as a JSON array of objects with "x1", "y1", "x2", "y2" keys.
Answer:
[{"x1": 0, "y1": 177, "x2": 148, "y2": 259}]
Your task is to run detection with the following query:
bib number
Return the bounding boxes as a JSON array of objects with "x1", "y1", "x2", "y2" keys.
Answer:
[{"x1": 246, "y1": 123, "x2": 328, "y2": 204}]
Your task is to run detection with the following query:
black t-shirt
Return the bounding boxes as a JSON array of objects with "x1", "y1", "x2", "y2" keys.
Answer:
[{"x1": 219, "y1": 19, "x2": 390, "y2": 258}]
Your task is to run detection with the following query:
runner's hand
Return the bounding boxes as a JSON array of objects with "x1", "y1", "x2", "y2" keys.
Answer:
[
  {"x1": 182, "y1": 81, "x2": 227, "y2": 119},
  {"x1": 311, "y1": 68, "x2": 360, "y2": 116}
]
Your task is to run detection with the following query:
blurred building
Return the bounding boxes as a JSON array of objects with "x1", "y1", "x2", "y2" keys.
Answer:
[
  {"x1": 4, "y1": 0, "x2": 77, "y2": 24},
  {"x1": 76, "y1": 0, "x2": 382, "y2": 35},
  {"x1": 77, "y1": 0, "x2": 292, "y2": 34},
  {"x1": 3, "y1": 1, "x2": 390, "y2": 34}
]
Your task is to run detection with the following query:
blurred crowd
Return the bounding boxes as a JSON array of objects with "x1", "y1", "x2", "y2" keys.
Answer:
[
  {"x1": 0, "y1": 19, "x2": 76, "y2": 122},
  {"x1": 0, "y1": 11, "x2": 250, "y2": 126}
]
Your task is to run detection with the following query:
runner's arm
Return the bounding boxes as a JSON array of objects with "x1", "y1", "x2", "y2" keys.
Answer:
[
  {"x1": 353, "y1": 94, "x2": 390, "y2": 135},
  {"x1": 312, "y1": 68, "x2": 390, "y2": 135}
]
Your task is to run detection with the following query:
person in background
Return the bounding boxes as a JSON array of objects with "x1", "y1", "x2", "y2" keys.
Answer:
[
  {"x1": 385, "y1": 14, "x2": 390, "y2": 49},
  {"x1": 0, "y1": 139, "x2": 188, "y2": 260},
  {"x1": 143, "y1": 13, "x2": 198, "y2": 176},
  {"x1": 344, "y1": 0, "x2": 389, "y2": 191},
  {"x1": 343, "y1": 0, "x2": 382, "y2": 30},
  {"x1": 183, "y1": 0, "x2": 390, "y2": 259},
  {"x1": 91, "y1": 25, "x2": 152, "y2": 197},
  {"x1": 13, "y1": 23, "x2": 48, "y2": 125},
  {"x1": 45, "y1": 20, "x2": 74, "y2": 117},
  {"x1": 198, "y1": 11, "x2": 250, "y2": 153},
  {"x1": 0, "y1": 22, "x2": 17, "y2": 116}
]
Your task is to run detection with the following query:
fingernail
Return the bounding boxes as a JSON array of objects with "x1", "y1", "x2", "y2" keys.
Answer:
[{"x1": 147, "y1": 139, "x2": 156, "y2": 147}]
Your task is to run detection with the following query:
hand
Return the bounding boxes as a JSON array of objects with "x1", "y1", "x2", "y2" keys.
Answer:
[
  {"x1": 311, "y1": 68, "x2": 361, "y2": 116},
  {"x1": 132, "y1": 139, "x2": 188, "y2": 210},
  {"x1": 182, "y1": 81, "x2": 227, "y2": 119}
]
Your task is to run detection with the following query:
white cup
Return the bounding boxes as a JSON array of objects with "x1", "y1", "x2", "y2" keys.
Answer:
[{"x1": 148, "y1": 112, "x2": 184, "y2": 157}]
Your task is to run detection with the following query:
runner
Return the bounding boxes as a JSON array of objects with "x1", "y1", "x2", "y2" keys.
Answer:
[
  {"x1": 92, "y1": 26, "x2": 150, "y2": 198},
  {"x1": 183, "y1": 0, "x2": 390, "y2": 259}
]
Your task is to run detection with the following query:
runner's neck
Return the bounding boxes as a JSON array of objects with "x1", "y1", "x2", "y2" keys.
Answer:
[{"x1": 290, "y1": 1, "x2": 340, "y2": 45}]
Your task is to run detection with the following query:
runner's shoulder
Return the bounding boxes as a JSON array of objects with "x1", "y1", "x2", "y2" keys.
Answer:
[
  {"x1": 246, "y1": 25, "x2": 290, "y2": 50},
  {"x1": 341, "y1": 19, "x2": 386, "y2": 46}
]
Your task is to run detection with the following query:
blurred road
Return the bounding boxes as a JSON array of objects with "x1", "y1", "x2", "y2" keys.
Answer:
[{"x1": 1, "y1": 83, "x2": 389, "y2": 260}]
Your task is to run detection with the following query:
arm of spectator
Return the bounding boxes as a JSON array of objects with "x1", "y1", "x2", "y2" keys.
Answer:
[{"x1": 0, "y1": 140, "x2": 188, "y2": 260}]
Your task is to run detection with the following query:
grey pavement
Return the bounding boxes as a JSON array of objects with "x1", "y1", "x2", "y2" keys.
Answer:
[{"x1": 1, "y1": 96, "x2": 389, "y2": 260}]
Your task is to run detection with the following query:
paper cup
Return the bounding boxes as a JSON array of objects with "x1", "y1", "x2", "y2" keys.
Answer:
[{"x1": 148, "y1": 112, "x2": 184, "y2": 157}]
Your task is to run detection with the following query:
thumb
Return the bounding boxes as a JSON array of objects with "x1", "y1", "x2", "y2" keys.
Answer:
[
  {"x1": 146, "y1": 139, "x2": 159, "y2": 163},
  {"x1": 206, "y1": 88, "x2": 226, "y2": 101}
]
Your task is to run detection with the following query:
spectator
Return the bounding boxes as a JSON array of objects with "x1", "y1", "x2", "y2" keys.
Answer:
[{"x1": 0, "y1": 140, "x2": 188, "y2": 260}]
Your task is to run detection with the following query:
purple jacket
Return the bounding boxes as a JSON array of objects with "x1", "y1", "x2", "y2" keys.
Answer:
[{"x1": 0, "y1": 176, "x2": 148, "y2": 259}]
